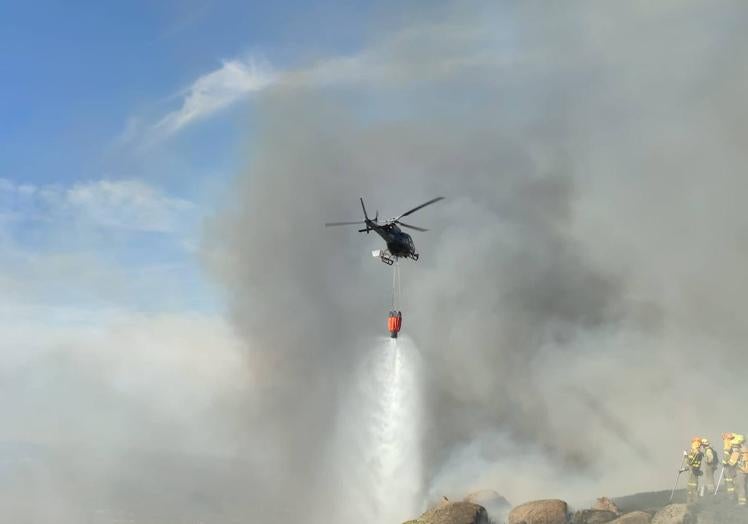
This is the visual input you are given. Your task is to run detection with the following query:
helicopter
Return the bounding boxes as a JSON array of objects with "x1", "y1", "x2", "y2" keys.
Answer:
[{"x1": 325, "y1": 196, "x2": 444, "y2": 265}]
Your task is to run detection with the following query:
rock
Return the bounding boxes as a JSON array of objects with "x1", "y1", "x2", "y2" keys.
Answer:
[
  {"x1": 570, "y1": 509, "x2": 618, "y2": 523},
  {"x1": 650, "y1": 504, "x2": 694, "y2": 524},
  {"x1": 609, "y1": 511, "x2": 652, "y2": 524},
  {"x1": 508, "y1": 499, "x2": 568, "y2": 524},
  {"x1": 464, "y1": 490, "x2": 511, "y2": 521},
  {"x1": 593, "y1": 497, "x2": 621, "y2": 515},
  {"x1": 406, "y1": 501, "x2": 489, "y2": 524}
]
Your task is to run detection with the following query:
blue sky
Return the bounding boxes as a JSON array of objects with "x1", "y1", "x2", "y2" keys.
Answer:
[
  {"x1": 0, "y1": 0, "x2": 384, "y2": 183},
  {"x1": 0, "y1": 0, "x2": 401, "y2": 317}
]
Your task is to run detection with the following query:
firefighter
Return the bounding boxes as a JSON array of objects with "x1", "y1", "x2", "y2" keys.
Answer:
[
  {"x1": 737, "y1": 442, "x2": 748, "y2": 506},
  {"x1": 683, "y1": 437, "x2": 704, "y2": 503},
  {"x1": 702, "y1": 438, "x2": 718, "y2": 495},
  {"x1": 723, "y1": 432, "x2": 738, "y2": 499}
]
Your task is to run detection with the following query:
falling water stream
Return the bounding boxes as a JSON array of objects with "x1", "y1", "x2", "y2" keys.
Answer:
[{"x1": 330, "y1": 336, "x2": 424, "y2": 523}]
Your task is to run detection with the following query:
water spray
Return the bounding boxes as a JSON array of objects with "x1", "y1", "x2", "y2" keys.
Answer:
[{"x1": 330, "y1": 336, "x2": 424, "y2": 523}]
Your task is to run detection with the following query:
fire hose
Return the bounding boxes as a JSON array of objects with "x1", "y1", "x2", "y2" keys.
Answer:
[
  {"x1": 670, "y1": 453, "x2": 688, "y2": 502},
  {"x1": 715, "y1": 465, "x2": 725, "y2": 495}
]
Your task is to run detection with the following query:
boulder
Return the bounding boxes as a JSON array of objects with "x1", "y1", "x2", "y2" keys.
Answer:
[
  {"x1": 650, "y1": 504, "x2": 694, "y2": 524},
  {"x1": 406, "y1": 501, "x2": 489, "y2": 524},
  {"x1": 508, "y1": 499, "x2": 568, "y2": 524},
  {"x1": 593, "y1": 498, "x2": 621, "y2": 515},
  {"x1": 570, "y1": 509, "x2": 618, "y2": 523},
  {"x1": 464, "y1": 490, "x2": 511, "y2": 521},
  {"x1": 609, "y1": 512, "x2": 652, "y2": 524}
]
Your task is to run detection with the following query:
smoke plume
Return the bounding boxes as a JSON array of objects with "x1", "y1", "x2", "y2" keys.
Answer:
[{"x1": 205, "y1": 0, "x2": 748, "y2": 518}]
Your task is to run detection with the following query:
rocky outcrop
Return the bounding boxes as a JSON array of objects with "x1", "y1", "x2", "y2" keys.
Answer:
[
  {"x1": 570, "y1": 509, "x2": 618, "y2": 523},
  {"x1": 405, "y1": 501, "x2": 489, "y2": 524},
  {"x1": 593, "y1": 498, "x2": 621, "y2": 515},
  {"x1": 609, "y1": 511, "x2": 652, "y2": 524},
  {"x1": 650, "y1": 504, "x2": 694, "y2": 524},
  {"x1": 464, "y1": 490, "x2": 511, "y2": 521},
  {"x1": 508, "y1": 499, "x2": 568, "y2": 524}
]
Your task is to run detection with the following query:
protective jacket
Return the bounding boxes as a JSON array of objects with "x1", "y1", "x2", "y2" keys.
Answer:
[
  {"x1": 739, "y1": 449, "x2": 748, "y2": 475},
  {"x1": 724, "y1": 446, "x2": 734, "y2": 464},
  {"x1": 728, "y1": 448, "x2": 741, "y2": 467},
  {"x1": 687, "y1": 449, "x2": 703, "y2": 471},
  {"x1": 723, "y1": 433, "x2": 736, "y2": 464}
]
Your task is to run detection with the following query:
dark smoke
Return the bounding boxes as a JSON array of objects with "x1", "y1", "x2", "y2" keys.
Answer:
[{"x1": 202, "y1": 0, "x2": 748, "y2": 517}]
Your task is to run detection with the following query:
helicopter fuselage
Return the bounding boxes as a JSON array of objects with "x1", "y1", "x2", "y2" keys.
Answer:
[{"x1": 365, "y1": 221, "x2": 416, "y2": 258}]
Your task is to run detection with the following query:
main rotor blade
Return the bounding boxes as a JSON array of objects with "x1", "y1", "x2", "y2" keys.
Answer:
[
  {"x1": 325, "y1": 221, "x2": 366, "y2": 227},
  {"x1": 395, "y1": 196, "x2": 445, "y2": 220},
  {"x1": 397, "y1": 221, "x2": 428, "y2": 232}
]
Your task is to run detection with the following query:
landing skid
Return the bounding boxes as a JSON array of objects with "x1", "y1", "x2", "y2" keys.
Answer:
[
  {"x1": 409, "y1": 253, "x2": 419, "y2": 261},
  {"x1": 372, "y1": 249, "x2": 395, "y2": 265}
]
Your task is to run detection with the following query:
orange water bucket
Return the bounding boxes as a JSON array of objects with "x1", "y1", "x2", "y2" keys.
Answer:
[{"x1": 388, "y1": 310, "x2": 402, "y2": 338}]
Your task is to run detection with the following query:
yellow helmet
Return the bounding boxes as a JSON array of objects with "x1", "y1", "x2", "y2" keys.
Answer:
[
  {"x1": 702, "y1": 438, "x2": 711, "y2": 446},
  {"x1": 691, "y1": 438, "x2": 702, "y2": 450},
  {"x1": 733, "y1": 434, "x2": 745, "y2": 446}
]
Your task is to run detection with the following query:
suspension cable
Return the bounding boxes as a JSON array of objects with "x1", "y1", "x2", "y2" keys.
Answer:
[
  {"x1": 391, "y1": 261, "x2": 396, "y2": 310},
  {"x1": 391, "y1": 260, "x2": 401, "y2": 311},
  {"x1": 397, "y1": 261, "x2": 401, "y2": 309}
]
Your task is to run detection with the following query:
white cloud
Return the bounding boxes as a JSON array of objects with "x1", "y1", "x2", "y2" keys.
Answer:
[
  {"x1": 134, "y1": 26, "x2": 505, "y2": 146},
  {"x1": 0, "y1": 177, "x2": 194, "y2": 233},
  {"x1": 121, "y1": 22, "x2": 512, "y2": 150},
  {"x1": 150, "y1": 58, "x2": 274, "y2": 141},
  {"x1": 0, "y1": 177, "x2": 208, "y2": 315},
  {"x1": 65, "y1": 179, "x2": 194, "y2": 232}
]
